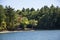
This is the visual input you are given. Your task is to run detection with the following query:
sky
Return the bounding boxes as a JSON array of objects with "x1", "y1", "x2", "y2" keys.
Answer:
[{"x1": 0, "y1": 0, "x2": 60, "y2": 10}]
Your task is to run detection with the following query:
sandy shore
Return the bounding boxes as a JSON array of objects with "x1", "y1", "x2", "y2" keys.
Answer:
[
  {"x1": 0, "y1": 31, "x2": 19, "y2": 33},
  {"x1": 0, "y1": 30, "x2": 35, "y2": 34}
]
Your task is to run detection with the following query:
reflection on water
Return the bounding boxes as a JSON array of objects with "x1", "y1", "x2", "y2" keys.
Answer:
[{"x1": 0, "y1": 30, "x2": 60, "y2": 40}]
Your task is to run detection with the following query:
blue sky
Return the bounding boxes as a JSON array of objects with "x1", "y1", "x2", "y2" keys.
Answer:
[{"x1": 0, "y1": 0, "x2": 60, "y2": 10}]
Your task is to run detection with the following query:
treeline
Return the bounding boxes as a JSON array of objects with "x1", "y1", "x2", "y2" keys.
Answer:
[{"x1": 0, "y1": 4, "x2": 60, "y2": 31}]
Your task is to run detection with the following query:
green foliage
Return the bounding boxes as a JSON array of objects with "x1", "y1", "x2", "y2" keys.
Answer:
[
  {"x1": 20, "y1": 17, "x2": 29, "y2": 30},
  {"x1": 5, "y1": 6, "x2": 19, "y2": 30},
  {"x1": 29, "y1": 20, "x2": 38, "y2": 29},
  {"x1": 0, "y1": 4, "x2": 60, "y2": 31},
  {"x1": 21, "y1": 17, "x2": 29, "y2": 25},
  {"x1": 29, "y1": 20, "x2": 38, "y2": 26}
]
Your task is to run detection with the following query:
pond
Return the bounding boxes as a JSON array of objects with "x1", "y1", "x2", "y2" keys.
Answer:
[{"x1": 0, "y1": 30, "x2": 60, "y2": 40}]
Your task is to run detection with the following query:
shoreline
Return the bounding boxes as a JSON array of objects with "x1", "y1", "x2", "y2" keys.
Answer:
[
  {"x1": 0, "y1": 30, "x2": 60, "y2": 34},
  {"x1": 0, "y1": 30, "x2": 35, "y2": 33}
]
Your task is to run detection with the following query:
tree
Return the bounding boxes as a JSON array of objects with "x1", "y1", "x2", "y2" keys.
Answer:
[
  {"x1": 0, "y1": 5, "x2": 6, "y2": 31},
  {"x1": 29, "y1": 20, "x2": 38, "y2": 29},
  {"x1": 26, "y1": 8, "x2": 30, "y2": 12},
  {"x1": 5, "y1": 6, "x2": 19, "y2": 30},
  {"x1": 30, "y1": 8, "x2": 35, "y2": 12},
  {"x1": 22, "y1": 8, "x2": 25, "y2": 12},
  {"x1": 20, "y1": 17, "x2": 29, "y2": 30}
]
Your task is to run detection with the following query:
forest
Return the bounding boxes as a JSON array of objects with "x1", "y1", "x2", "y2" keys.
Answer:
[{"x1": 0, "y1": 4, "x2": 60, "y2": 31}]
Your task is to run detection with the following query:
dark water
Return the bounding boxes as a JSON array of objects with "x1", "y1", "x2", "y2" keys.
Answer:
[{"x1": 0, "y1": 30, "x2": 60, "y2": 40}]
